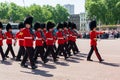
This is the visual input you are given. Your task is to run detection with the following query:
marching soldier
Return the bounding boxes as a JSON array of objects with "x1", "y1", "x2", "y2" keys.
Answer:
[
  {"x1": 0, "y1": 22, "x2": 6, "y2": 61},
  {"x1": 21, "y1": 16, "x2": 37, "y2": 69},
  {"x1": 87, "y1": 20, "x2": 104, "y2": 62},
  {"x1": 44, "y1": 21, "x2": 58, "y2": 63},
  {"x1": 15, "y1": 22, "x2": 25, "y2": 61},
  {"x1": 5, "y1": 23, "x2": 16, "y2": 59},
  {"x1": 63, "y1": 22, "x2": 72, "y2": 57},
  {"x1": 70, "y1": 23, "x2": 80, "y2": 54},
  {"x1": 67, "y1": 22, "x2": 77, "y2": 55},
  {"x1": 56, "y1": 22, "x2": 68, "y2": 60},
  {"x1": 41, "y1": 23, "x2": 47, "y2": 50},
  {"x1": 33, "y1": 22, "x2": 46, "y2": 63}
]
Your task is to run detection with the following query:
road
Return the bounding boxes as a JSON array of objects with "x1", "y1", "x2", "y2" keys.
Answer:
[{"x1": 0, "y1": 39, "x2": 120, "y2": 80}]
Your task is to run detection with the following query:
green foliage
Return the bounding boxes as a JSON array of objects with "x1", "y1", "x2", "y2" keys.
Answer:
[
  {"x1": 85, "y1": 0, "x2": 120, "y2": 25},
  {"x1": 0, "y1": 2, "x2": 69, "y2": 24}
]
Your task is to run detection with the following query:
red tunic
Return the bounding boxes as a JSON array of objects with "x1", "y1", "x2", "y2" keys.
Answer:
[
  {"x1": 21, "y1": 28, "x2": 34, "y2": 47},
  {"x1": 45, "y1": 31, "x2": 54, "y2": 46},
  {"x1": 63, "y1": 29, "x2": 69, "y2": 42},
  {"x1": 70, "y1": 30, "x2": 77, "y2": 42},
  {"x1": 5, "y1": 32, "x2": 14, "y2": 45},
  {"x1": 68, "y1": 29, "x2": 73, "y2": 41},
  {"x1": 90, "y1": 31, "x2": 103, "y2": 46},
  {"x1": 35, "y1": 31, "x2": 44, "y2": 46},
  {"x1": 0, "y1": 32, "x2": 4, "y2": 46},
  {"x1": 56, "y1": 31, "x2": 65, "y2": 44},
  {"x1": 16, "y1": 30, "x2": 24, "y2": 46}
]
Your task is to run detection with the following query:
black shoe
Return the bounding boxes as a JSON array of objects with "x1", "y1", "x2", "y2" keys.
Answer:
[
  {"x1": 21, "y1": 64, "x2": 28, "y2": 68},
  {"x1": 34, "y1": 60, "x2": 38, "y2": 63},
  {"x1": 99, "y1": 59, "x2": 104, "y2": 63},
  {"x1": 54, "y1": 59, "x2": 58, "y2": 62},
  {"x1": 16, "y1": 58, "x2": 22, "y2": 61},
  {"x1": 5, "y1": 56, "x2": 9, "y2": 58},
  {"x1": 65, "y1": 57, "x2": 69, "y2": 60},
  {"x1": 2, "y1": 58, "x2": 7, "y2": 61},
  {"x1": 56, "y1": 56, "x2": 59, "y2": 58},
  {"x1": 31, "y1": 65, "x2": 37, "y2": 69},
  {"x1": 43, "y1": 59, "x2": 49, "y2": 64},
  {"x1": 87, "y1": 59, "x2": 93, "y2": 61}
]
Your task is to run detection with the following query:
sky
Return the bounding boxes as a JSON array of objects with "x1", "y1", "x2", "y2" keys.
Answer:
[{"x1": 0, "y1": 0, "x2": 85, "y2": 14}]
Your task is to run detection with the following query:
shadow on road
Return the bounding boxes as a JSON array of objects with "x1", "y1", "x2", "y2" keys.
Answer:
[
  {"x1": 54, "y1": 61, "x2": 69, "y2": 66},
  {"x1": 100, "y1": 62, "x2": 120, "y2": 67},
  {"x1": 42, "y1": 64, "x2": 56, "y2": 69},
  {"x1": 21, "y1": 69, "x2": 53, "y2": 77},
  {"x1": 1, "y1": 60, "x2": 12, "y2": 65}
]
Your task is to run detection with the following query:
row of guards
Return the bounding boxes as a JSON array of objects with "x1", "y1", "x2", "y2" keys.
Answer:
[{"x1": 0, "y1": 16, "x2": 104, "y2": 69}]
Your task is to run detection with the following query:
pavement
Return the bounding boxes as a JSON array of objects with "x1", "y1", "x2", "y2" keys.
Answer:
[{"x1": 0, "y1": 39, "x2": 120, "y2": 80}]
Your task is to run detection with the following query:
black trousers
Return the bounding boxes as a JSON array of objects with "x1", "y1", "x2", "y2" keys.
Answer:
[
  {"x1": 0, "y1": 46, "x2": 5, "y2": 60},
  {"x1": 21, "y1": 47, "x2": 35, "y2": 67},
  {"x1": 68, "y1": 41, "x2": 79, "y2": 54},
  {"x1": 44, "y1": 45, "x2": 56, "y2": 61},
  {"x1": 34, "y1": 46, "x2": 44, "y2": 61},
  {"x1": 5, "y1": 44, "x2": 15, "y2": 58},
  {"x1": 87, "y1": 46, "x2": 102, "y2": 61},
  {"x1": 16, "y1": 46, "x2": 25, "y2": 60},
  {"x1": 64, "y1": 42, "x2": 71, "y2": 56},
  {"x1": 56, "y1": 44, "x2": 67, "y2": 59}
]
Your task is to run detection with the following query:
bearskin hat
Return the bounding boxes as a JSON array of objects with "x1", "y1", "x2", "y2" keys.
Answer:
[
  {"x1": 0, "y1": 22, "x2": 3, "y2": 28},
  {"x1": 63, "y1": 22, "x2": 68, "y2": 28},
  {"x1": 34, "y1": 22, "x2": 41, "y2": 31},
  {"x1": 71, "y1": 23, "x2": 77, "y2": 29},
  {"x1": 46, "y1": 21, "x2": 55, "y2": 31},
  {"x1": 89, "y1": 20, "x2": 97, "y2": 30},
  {"x1": 6, "y1": 23, "x2": 12, "y2": 31},
  {"x1": 18, "y1": 22, "x2": 24, "y2": 29},
  {"x1": 24, "y1": 16, "x2": 33, "y2": 26},
  {"x1": 57, "y1": 22, "x2": 63, "y2": 30}
]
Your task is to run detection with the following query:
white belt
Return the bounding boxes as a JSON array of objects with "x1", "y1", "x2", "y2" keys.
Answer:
[
  {"x1": 24, "y1": 37, "x2": 33, "y2": 39},
  {"x1": 47, "y1": 38, "x2": 53, "y2": 40},
  {"x1": 19, "y1": 39, "x2": 24, "y2": 40},
  {"x1": 58, "y1": 37, "x2": 64, "y2": 39},
  {"x1": 7, "y1": 38, "x2": 12, "y2": 40},
  {"x1": 72, "y1": 36, "x2": 77, "y2": 38},
  {"x1": 36, "y1": 38, "x2": 42, "y2": 40}
]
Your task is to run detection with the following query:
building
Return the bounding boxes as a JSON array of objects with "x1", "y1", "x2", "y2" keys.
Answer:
[
  {"x1": 79, "y1": 12, "x2": 89, "y2": 31},
  {"x1": 69, "y1": 14, "x2": 80, "y2": 30},
  {"x1": 64, "y1": 4, "x2": 74, "y2": 14}
]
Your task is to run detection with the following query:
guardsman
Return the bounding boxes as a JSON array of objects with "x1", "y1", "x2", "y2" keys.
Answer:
[
  {"x1": 67, "y1": 22, "x2": 77, "y2": 55},
  {"x1": 33, "y1": 22, "x2": 47, "y2": 63},
  {"x1": 42, "y1": 23, "x2": 47, "y2": 50},
  {"x1": 70, "y1": 23, "x2": 80, "y2": 54},
  {"x1": 21, "y1": 16, "x2": 37, "y2": 69},
  {"x1": 56, "y1": 22, "x2": 68, "y2": 60},
  {"x1": 15, "y1": 22, "x2": 25, "y2": 61},
  {"x1": 63, "y1": 22, "x2": 71, "y2": 57},
  {"x1": 87, "y1": 20, "x2": 104, "y2": 62},
  {"x1": 0, "y1": 22, "x2": 6, "y2": 61},
  {"x1": 5, "y1": 23, "x2": 16, "y2": 59},
  {"x1": 44, "y1": 21, "x2": 58, "y2": 63}
]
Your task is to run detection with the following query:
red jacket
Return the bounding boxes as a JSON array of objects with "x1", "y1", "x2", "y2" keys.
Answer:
[
  {"x1": 56, "y1": 31, "x2": 65, "y2": 44},
  {"x1": 90, "y1": 31, "x2": 103, "y2": 46},
  {"x1": 0, "y1": 32, "x2": 4, "y2": 46},
  {"x1": 16, "y1": 30, "x2": 24, "y2": 46},
  {"x1": 35, "y1": 31, "x2": 44, "y2": 46},
  {"x1": 45, "y1": 31, "x2": 54, "y2": 46},
  {"x1": 63, "y1": 29, "x2": 69, "y2": 42},
  {"x1": 70, "y1": 30, "x2": 77, "y2": 42},
  {"x1": 68, "y1": 29, "x2": 73, "y2": 41},
  {"x1": 5, "y1": 32, "x2": 14, "y2": 45},
  {"x1": 21, "y1": 28, "x2": 34, "y2": 47}
]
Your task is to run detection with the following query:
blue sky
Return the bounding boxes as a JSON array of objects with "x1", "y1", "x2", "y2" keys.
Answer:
[{"x1": 0, "y1": 0, "x2": 85, "y2": 14}]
